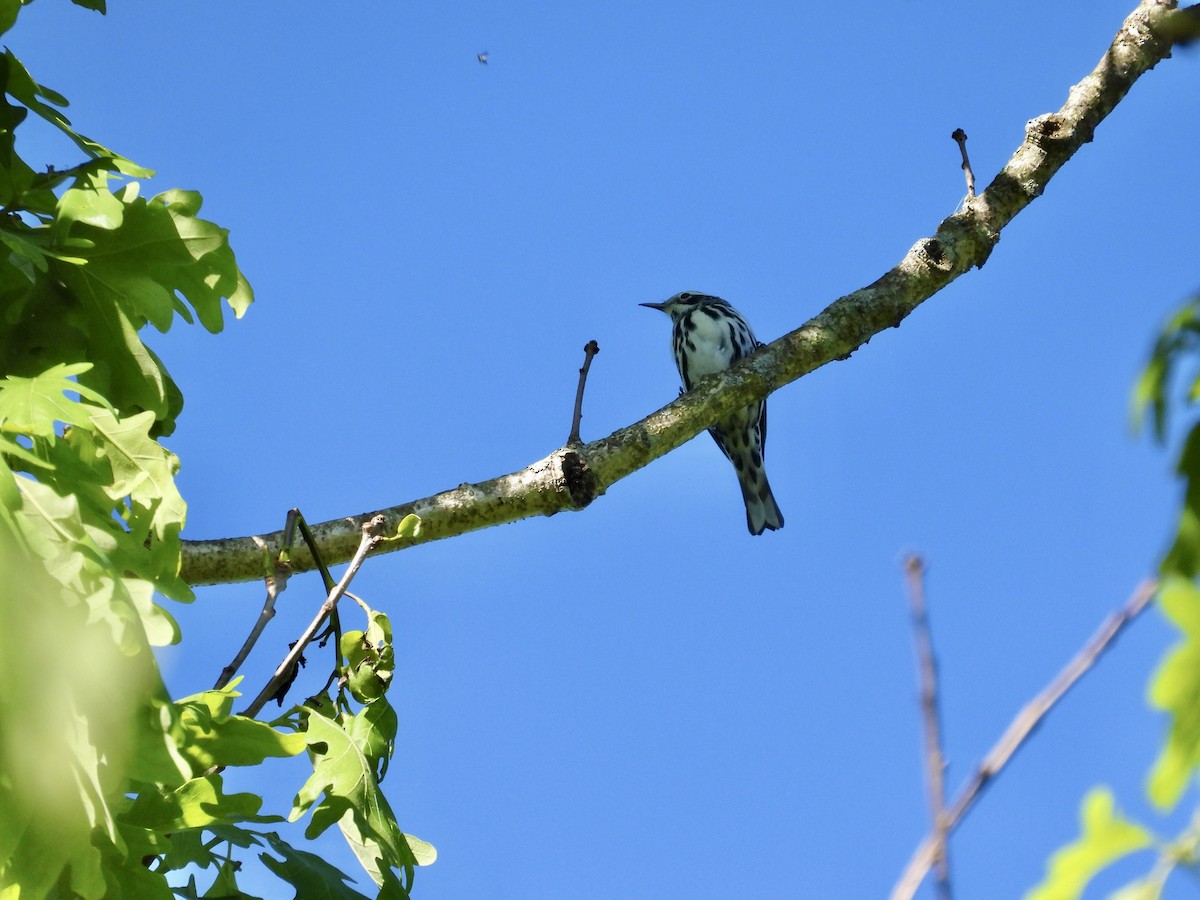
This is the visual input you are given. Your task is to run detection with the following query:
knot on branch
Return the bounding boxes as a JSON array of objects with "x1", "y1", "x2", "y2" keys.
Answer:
[
  {"x1": 912, "y1": 237, "x2": 951, "y2": 273},
  {"x1": 560, "y1": 448, "x2": 599, "y2": 510},
  {"x1": 1024, "y1": 113, "x2": 1066, "y2": 149}
]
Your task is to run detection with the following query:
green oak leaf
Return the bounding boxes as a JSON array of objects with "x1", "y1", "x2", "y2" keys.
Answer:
[
  {"x1": 0, "y1": 362, "x2": 110, "y2": 436},
  {"x1": 1025, "y1": 788, "x2": 1153, "y2": 900},
  {"x1": 344, "y1": 699, "x2": 398, "y2": 783},
  {"x1": 202, "y1": 858, "x2": 262, "y2": 899},
  {"x1": 55, "y1": 186, "x2": 251, "y2": 335},
  {"x1": 0, "y1": 0, "x2": 20, "y2": 37},
  {"x1": 258, "y1": 830, "x2": 372, "y2": 900},
  {"x1": 85, "y1": 409, "x2": 185, "y2": 537},
  {"x1": 173, "y1": 682, "x2": 308, "y2": 773},
  {"x1": 121, "y1": 774, "x2": 267, "y2": 832},
  {"x1": 290, "y1": 708, "x2": 435, "y2": 890},
  {"x1": 1, "y1": 50, "x2": 150, "y2": 177},
  {"x1": 56, "y1": 168, "x2": 125, "y2": 233}
]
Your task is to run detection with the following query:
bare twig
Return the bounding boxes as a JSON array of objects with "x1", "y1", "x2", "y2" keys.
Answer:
[
  {"x1": 213, "y1": 519, "x2": 298, "y2": 689},
  {"x1": 903, "y1": 555, "x2": 952, "y2": 900},
  {"x1": 241, "y1": 515, "x2": 387, "y2": 718},
  {"x1": 291, "y1": 510, "x2": 344, "y2": 661},
  {"x1": 890, "y1": 578, "x2": 1159, "y2": 900},
  {"x1": 567, "y1": 340, "x2": 601, "y2": 445},
  {"x1": 951, "y1": 129, "x2": 975, "y2": 198},
  {"x1": 214, "y1": 508, "x2": 346, "y2": 690}
]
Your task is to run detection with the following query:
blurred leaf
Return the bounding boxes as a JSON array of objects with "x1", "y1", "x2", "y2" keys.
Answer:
[
  {"x1": 1134, "y1": 295, "x2": 1200, "y2": 442},
  {"x1": 1147, "y1": 579, "x2": 1200, "y2": 809},
  {"x1": 1025, "y1": 788, "x2": 1153, "y2": 900},
  {"x1": 0, "y1": 519, "x2": 158, "y2": 898},
  {"x1": 1161, "y1": 422, "x2": 1200, "y2": 580},
  {"x1": 1110, "y1": 870, "x2": 1168, "y2": 900}
]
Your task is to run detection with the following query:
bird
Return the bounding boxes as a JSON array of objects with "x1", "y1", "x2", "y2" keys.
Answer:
[
  {"x1": 640, "y1": 291, "x2": 784, "y2": 535},
  {"x1": 477, "y1": 51, "x2": 489, "y2": 64}
]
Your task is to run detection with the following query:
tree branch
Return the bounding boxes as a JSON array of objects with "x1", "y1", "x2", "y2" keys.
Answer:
[
  {"x1": 951, "y1": 129, "x2": 975, "y2": 199},
  {"x1": 889, "y1": 578, "x2": 1159, "y2": 900},
  {"x1": 179, "y1": 0, "x2": 1180, "y2": 587},
  {"x1": 567, "y1": 340, "x2": 601, "y2": 445},
  {"x1": 240, "y1": 515, "x2": 387, "y2": 718},
  {"x1": 903, "y1": 555, "x2": 952, "y2": 900}
]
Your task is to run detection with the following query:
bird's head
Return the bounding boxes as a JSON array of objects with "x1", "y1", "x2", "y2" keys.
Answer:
[{"x1": 639, "y1": 291, "x2": 722, "y2": 321}]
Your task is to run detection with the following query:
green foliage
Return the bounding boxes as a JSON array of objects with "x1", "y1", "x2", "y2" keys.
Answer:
[
  {"x1": 1135, "y1": 293, "x2": 1200, "y2": 818},
  {"x1": 1025, "y1": 788, "x2": 1153, "y2": 900},
  {"x1": 288, "y1": 605, "x2": 435, "y2": 897},
  {"x1": 1147, "y1": 579, "x2": 1200, "y2": 810},
  {"x1": 258, "y1": 831, "x2": 373, "y2": 900},
  {"x1": 342, "y1": 610, "x2": 396, "y2": 704},
  {"x1": 1134, "y1": 294, "x2": 1200, "y2": 580},
  {"x1": 1031, "y1": 291, "x2": 1200, "y2": 897},
  {"x1": 0, "y1": 4, "x2": 431, "y2": 898}
]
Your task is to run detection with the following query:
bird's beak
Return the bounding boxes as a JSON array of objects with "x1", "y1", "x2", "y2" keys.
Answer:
[{"x1": 639, "y1": 301, "x2": 668, "y2": 311}]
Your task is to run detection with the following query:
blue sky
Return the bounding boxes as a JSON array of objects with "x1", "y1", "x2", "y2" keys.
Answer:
[{"x1": 14, "y1": 1, "x2": 1200, "y2": 897}]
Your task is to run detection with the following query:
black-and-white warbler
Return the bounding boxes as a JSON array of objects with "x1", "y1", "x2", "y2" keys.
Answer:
[{"x1": 640, "y1": 291, "x2": 784, "y2": 535}]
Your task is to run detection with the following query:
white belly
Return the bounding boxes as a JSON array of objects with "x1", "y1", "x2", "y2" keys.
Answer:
[{"x1": 684, "y1": 311, "x2": 736, "y2": 378}]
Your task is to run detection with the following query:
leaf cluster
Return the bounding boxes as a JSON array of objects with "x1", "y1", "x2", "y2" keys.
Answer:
[
  {"x1": 0, "y1": 3, "x2": 416, "y2": 898},
  {"x1": 0, "y1": 3, "x2": 432, "y2": 896},
  {"x1": 286, "y1": 605, "x2": 436, "y2": 898}
]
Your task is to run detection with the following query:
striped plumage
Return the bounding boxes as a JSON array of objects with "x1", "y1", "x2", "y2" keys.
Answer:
[{"x1": 640, "y1": 291, "x2": 784, "y2": 535}]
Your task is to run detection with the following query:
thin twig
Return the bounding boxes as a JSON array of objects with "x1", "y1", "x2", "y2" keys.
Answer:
[
  {"x1": 292, "y1": 510, "x2": 344, "y2": 664},
  {"x1": 293, "y1": 511, "x2": 338, "y2": 594},
  {"x1": 890, "y1": 578, "x2": 1159, "y2": 900},
  {"x1": 568, "y1": 340, "x2": 601, "y2": 445},
  {"x1": 213, "y1": 514, "x2": 301, "y2": 689},
  {"x1": 951, "y1": 129, "x2": 975, "y2": 198},
  {"x1": 241, "y1": 515, "x2": 387, "y2": 718},
  {"x1": 904, "y1": 555, "x2": 952, "y2": 900}
]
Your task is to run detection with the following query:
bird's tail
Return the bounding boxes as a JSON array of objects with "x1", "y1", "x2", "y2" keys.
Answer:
[{"x1": 739, "y1": 469, "x2": 784, "y2": 535}]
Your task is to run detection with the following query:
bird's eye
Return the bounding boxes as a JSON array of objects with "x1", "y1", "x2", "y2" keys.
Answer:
[{"x1": 679, "y1": 292, "x2": 693, "y2": 300}]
